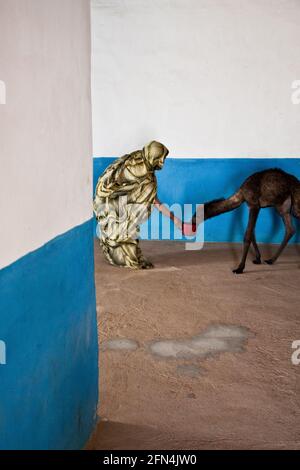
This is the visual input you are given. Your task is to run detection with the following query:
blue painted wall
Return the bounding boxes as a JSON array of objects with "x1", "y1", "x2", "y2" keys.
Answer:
[
  {"x1": 94, "y1": 157, "x2": 300, "y2": 244},
  {"x1": 0, "y1": 220, "x2": 98, "y2": 450}
]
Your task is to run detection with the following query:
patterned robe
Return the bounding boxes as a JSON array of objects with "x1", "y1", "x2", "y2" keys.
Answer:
[{"x1": 93, "y1": 141, "x2": 169, "y2": 268}]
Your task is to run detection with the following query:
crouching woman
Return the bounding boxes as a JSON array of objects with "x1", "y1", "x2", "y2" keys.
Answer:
[{"x1": 93, "y1": 141, "x2": 182, "y2": 269}]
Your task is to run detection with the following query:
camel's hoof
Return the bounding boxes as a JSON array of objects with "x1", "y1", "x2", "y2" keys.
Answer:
[
  {"x1": 232, "y1": 267, "x2": 244, "y2": 274},
  {"x1": 253, "y1": 258, "x2": 262, "y2": 265},
  {"x1": 264, "y1": 259, "x2": 274, "y2": 265}
]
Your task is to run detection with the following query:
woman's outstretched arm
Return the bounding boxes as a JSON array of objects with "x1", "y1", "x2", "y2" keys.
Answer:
[
  {"x1": 154, "y1": 198, "x2": 182, "y2": 230},
  {"x1": 154, "y1": 199, "x2": 197, "y2": 236}
]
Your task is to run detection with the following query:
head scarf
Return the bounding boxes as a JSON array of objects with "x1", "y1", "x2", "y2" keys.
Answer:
[{"x1": 142, "y1": 141, "x2": 169, "y2": 171}]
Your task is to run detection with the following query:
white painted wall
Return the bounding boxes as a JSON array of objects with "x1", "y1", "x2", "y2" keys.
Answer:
[
  {"x1": 0, "y1": 0, "x2": 92, "y2": 269},
  {"x1": 92, "y1": 0, "x2": 300, "y2": 158}
]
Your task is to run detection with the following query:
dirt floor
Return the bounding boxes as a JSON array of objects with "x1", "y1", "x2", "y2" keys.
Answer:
[{"x1": 87, "y1": 240, "x2": 300, "y2": 450}]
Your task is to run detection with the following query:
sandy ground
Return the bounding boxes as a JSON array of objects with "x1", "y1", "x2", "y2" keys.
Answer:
[{"x1": 87, "y1": 241, "x2": 300, "y2": 450}]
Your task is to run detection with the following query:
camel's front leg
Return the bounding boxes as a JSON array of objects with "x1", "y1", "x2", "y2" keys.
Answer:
[
  {"x1": 252, "y1": 232, "x2": 262, "y2": 264},
  {"x1": 233, "y1": 207, "x2": 260, "y2": 274}
]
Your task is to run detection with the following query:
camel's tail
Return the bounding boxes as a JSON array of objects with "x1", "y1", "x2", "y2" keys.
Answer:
[{"x1": 192, "y1": 189, "x2": 244, "y2": 225}]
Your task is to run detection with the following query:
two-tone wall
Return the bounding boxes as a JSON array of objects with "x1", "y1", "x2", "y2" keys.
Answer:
[
  {"x1": 0, "y1": 0, "x2": 98, "y2": 449},
  {"x1": 91, "y1": 0, "x2": 300, "y2": 243},
  {"x1": 94, "y1": 157, "x2": 300, "y2": 243}
]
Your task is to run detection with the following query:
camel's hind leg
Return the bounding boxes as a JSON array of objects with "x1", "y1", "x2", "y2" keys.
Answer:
[
  {"x1": 233, "y1": 207, "x2": 260, "y2": 274},
  {"x1": 265, "y1": 210, "x2": 295, "y2": 265}
]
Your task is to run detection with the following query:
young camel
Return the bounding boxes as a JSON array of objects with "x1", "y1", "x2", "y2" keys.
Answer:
[{"x1": 184, "y1": 169, "x2": 300, "y2": 274}]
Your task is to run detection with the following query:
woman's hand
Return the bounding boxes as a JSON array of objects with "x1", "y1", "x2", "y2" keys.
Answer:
[{"x1": 182, "y1": 222, "x2": 197, "y2": 237}]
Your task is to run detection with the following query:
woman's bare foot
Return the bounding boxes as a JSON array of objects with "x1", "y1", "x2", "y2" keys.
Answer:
[{"x1": 140, "y1": 259, "x2": 154, "y2": 269}]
